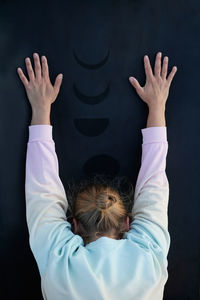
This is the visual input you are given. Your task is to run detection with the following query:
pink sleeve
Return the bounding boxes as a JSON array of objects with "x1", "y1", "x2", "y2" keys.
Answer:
[
  {"x1": 25, "y1": 125, "x2": 77, "y2": 276},
  {"x1": 125, "y1": 126, "x2": 170, "y2": 259}
]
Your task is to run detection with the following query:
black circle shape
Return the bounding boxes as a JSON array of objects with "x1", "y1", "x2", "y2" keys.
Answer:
[{"x1": 82, "y1": 154, "x2": 120, "y2": 177}]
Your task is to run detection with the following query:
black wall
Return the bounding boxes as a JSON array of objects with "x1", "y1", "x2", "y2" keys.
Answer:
[{"x1": 0, "y1": 0, "x2": 200, "y2": 299}]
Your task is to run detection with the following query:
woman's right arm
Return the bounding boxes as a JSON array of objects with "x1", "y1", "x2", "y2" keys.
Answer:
[
  {"x1": 146, "y1": 106, "x2": 166, "y2": 127},
  {"x1": 125, "y1": 52, "x2": 177, "y2": 259},
  {"x1": 129, "y1": 51, "x2": 177, "y2": 111},
  {"x1": 129, "y1": 51, "x2": 177, "y2": 127}
]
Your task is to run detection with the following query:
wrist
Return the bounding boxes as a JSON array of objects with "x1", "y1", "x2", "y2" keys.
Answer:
[
  {"x1": 147, "y1": 108, "x2": 166, "y2": 128},
  {"x1": 148, "y1": 105, "x2": 166, "y2": 114},
  {"x1": 31, "y1": 109, "x2": 51, "y2": 125},
  {"x1": 32, "y1": 105, "x2": 51, "y2": 114}
]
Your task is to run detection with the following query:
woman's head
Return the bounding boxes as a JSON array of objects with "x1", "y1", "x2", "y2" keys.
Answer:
[{"x1": 66, "y1": 173, "x2": 134, "y2": 245}]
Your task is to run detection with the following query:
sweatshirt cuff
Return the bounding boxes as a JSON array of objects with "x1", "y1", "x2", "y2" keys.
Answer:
[
  {"x1": 28, "y1": 125, "x2": 53, "y2": 142},
  {"x1": 141, "y1": 126, "x2": 167, "y2": 144}
]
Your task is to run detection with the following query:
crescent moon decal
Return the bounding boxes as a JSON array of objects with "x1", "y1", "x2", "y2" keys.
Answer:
[
  {"x1": 73, "y1": 82, "x2": 110, "y2": 104},
  {"x1": 74, "y1": 118, "x2": 109, "y2": 136},
  {"x1": 73, "y1": 48, "x2": 110, "y2": 69}
]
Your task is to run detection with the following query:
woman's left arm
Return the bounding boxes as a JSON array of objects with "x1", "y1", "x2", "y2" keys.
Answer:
[
  {"x1": 17, "y1": 53, "x2": 78, "y2": 276},
  {"x1": 17, "y1": 52, "x2": 63, "y2": 124}
]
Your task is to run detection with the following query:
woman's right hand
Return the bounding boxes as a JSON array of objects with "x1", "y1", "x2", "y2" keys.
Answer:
[{"x1": 129, "y1": 52, "x2": 177, "y2": 110}]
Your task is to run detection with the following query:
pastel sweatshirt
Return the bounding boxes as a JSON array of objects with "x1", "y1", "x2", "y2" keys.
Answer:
[{"x1": 25, "y1": 125, "x2": 170, "y2": 300}]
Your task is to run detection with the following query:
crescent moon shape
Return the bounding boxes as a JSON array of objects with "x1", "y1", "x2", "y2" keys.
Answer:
[
  {"x1": 73, "y1": 48, "x2": 110, "y2": 69},
  {"x1": 83, "y1": 154, "x2": 120, "y2": 177},
  {"x1": 73, "y1": 82, "x2": 110, "y2": 105},
  {"x1": 74, "y1": 118, "x2": 109, "y2": 136}
]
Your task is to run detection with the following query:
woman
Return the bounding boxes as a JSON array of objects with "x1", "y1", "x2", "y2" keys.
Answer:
[{"x1": 17, "y1": 51, "x2": 177, "y2": 300}]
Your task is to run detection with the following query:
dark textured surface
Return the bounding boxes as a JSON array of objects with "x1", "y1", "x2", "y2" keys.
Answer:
[{"x1": 0, "y1": 0, "x2": 200, "y2": 299}]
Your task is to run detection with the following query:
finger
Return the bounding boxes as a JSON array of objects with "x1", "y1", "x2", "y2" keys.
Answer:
[
  {"x1": 25, "y1": 57, "x2": 35, "y2": 81},
  {"x1": 144, "y1": 55, "x2": 154, "y2": 80},
  {"x1": 154, "y1": 52, "x2": 162, "y2": 77},
  {"x1": 129, "y1": 76, "x2": 144, "y2": 97},
  {"x1": 54, "y1": 74, "x2": 63, "y2": 93},
  {"x1": 161, "y1": 56, "x2": 168, "y2": 79},
  {"x1": 33, "y1": 53, "x2": 42, "y2": 80},
  {"x1": 41, "y1": 56, "x2": 49, "y2": 80},
  {"x1": 167, "y1": 66, "x2": 177, "y2": 86},
  {"x1": 17, "y1": 67, "x2": 29, "y2": 87}
]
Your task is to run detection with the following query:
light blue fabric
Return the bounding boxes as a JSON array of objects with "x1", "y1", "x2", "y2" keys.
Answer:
[{"x1": 25, "y1": 125, "x2": 170, "y2": 300}]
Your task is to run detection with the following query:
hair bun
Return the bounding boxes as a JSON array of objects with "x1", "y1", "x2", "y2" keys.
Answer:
[
  {"x1": 96, "y1": 194, "x2": 117, "y2": 211},
  {"x1": 108, "y1": 195, "x2": 117, "y2": 205}
]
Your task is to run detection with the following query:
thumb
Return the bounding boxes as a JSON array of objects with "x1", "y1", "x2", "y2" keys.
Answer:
[
  {"x1": 54, "y1": 74, "x2": 63, "y2": 93},
  {"x1": 129, "y1": 77, "x2": 143, "y2": 97}
]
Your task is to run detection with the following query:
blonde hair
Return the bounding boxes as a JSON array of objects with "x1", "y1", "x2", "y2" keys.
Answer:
[{"x1": 66, "y1": 173, "x2": 134, "y2": 245}]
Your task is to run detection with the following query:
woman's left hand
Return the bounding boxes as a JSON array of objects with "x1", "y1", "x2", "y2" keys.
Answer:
[{"x1": 17, "y1": 53, "x2": 63, "y2": 112}]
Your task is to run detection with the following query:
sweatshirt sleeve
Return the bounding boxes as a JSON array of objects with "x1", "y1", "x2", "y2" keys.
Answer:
[
  {"x1": 126, "y1": 126, "x2": 170, "y2": 258},
  {"x1": 25, "y1": 125, "x2": 76, "y2": 276}
]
